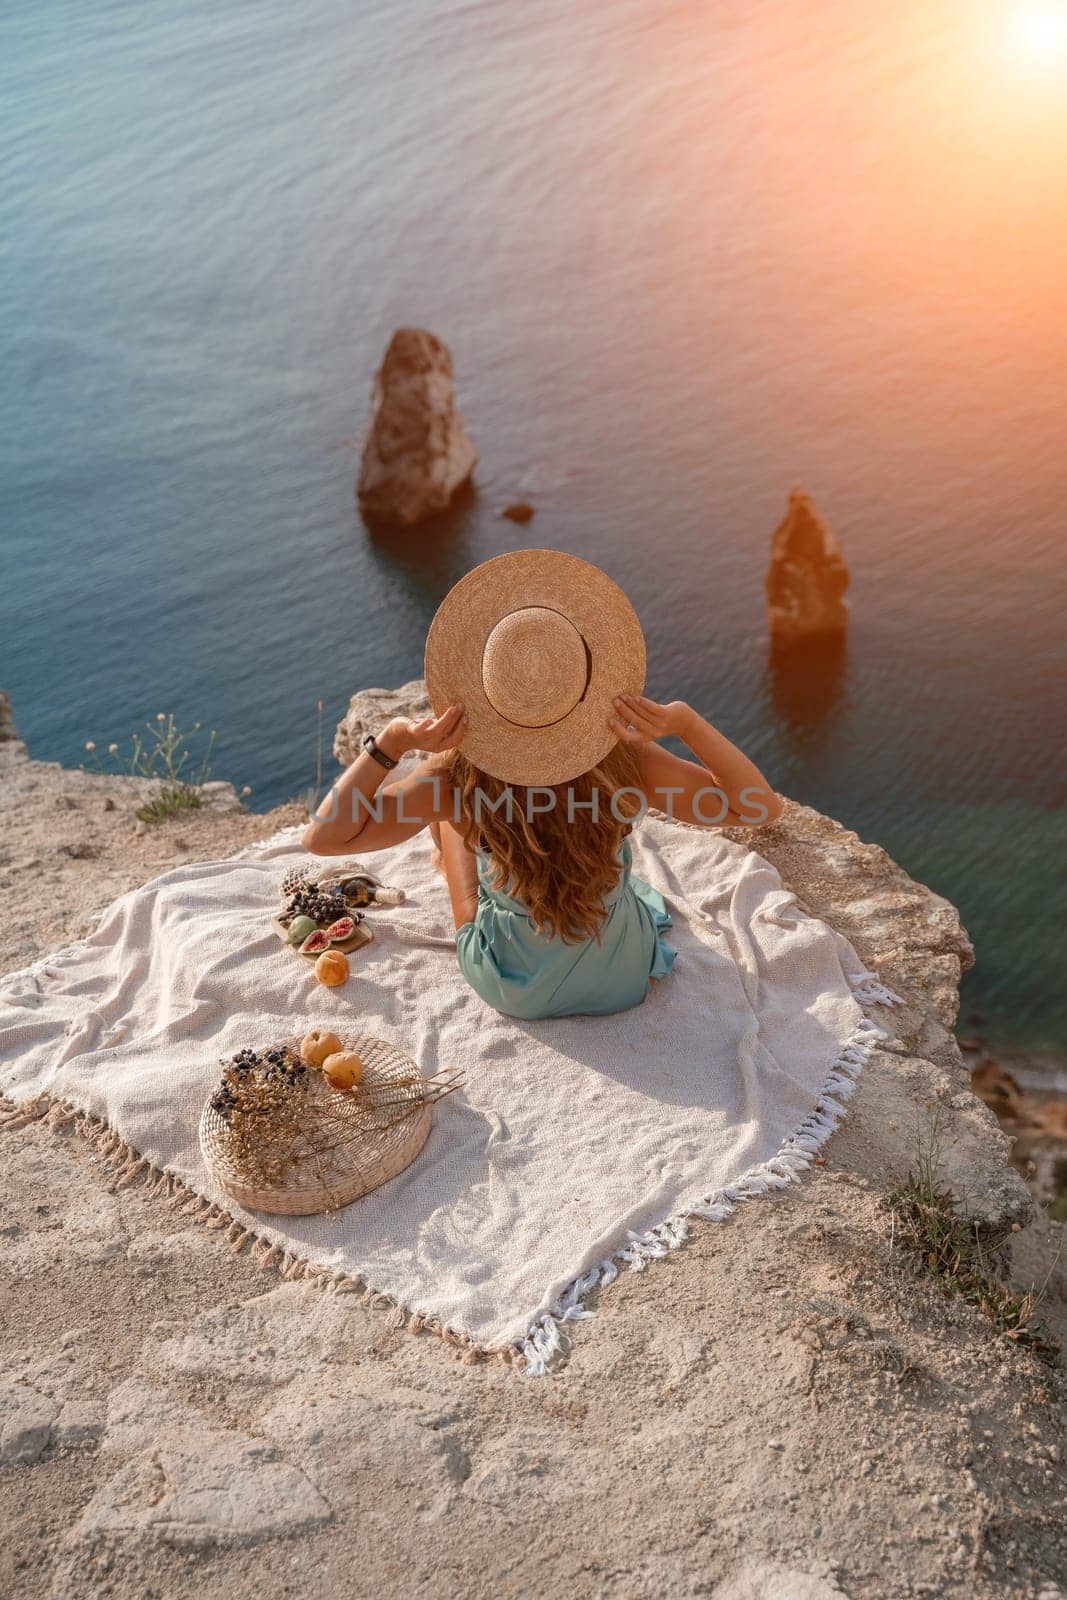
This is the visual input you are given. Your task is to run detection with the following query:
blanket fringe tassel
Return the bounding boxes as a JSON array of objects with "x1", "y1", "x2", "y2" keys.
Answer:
[
  {"x1": 518, "y1": 970, "x2": 905, "y2": 1377},
  {"x1": 0, "y1": 1091, "x2": 526, "y2": 1373},
  {"x1": 0, "y1": 967, "x2": 904, "y2": 1379}
]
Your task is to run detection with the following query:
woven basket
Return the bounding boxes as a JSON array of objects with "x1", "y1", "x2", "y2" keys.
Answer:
[{"x1": 199, "y1": 1035, "x2": 431, "y2": 1216}]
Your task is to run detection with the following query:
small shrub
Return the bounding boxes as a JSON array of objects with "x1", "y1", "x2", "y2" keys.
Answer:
[
  {"x1": 83, "y1": 713, "x2": 219, "y2": 825},
  {"x1": 136, "y1": 783, "x2": 204, "y2": 824},
  {"x1": 883, "y1": 1109, "x2": 1060, "y2": 1366},
  {"x1": 84, "y1": 712, "x2": 217, "y2": 787}
]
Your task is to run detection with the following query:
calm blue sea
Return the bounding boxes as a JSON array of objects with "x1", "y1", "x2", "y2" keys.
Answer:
[{"x1": 2, "y1": 0, "x2": 1065, "y2": 1051}]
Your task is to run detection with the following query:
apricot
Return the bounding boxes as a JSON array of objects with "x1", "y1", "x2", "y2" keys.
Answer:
[
  {"x1": 314, "y1": 949, "x2": 350, "y2": 987},
  {"x1": 322, "y1": 1050, "x2": 364, "y2": 1090},
  {"x1": 299, "y1": 1029, "x2": 343, "y2": 1067}
]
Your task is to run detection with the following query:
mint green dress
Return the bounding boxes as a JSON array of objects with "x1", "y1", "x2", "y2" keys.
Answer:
[{"x1": 455, "y1": 832, "x2": 676, "y2": 1020}]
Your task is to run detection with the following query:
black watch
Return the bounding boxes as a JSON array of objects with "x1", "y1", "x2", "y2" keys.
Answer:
[{"x1": 363, "y1": 732, "x2": 398, "y2": 771}]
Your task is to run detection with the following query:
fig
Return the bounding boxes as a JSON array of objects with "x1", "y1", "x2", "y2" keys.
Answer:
[
  {"x1": 325, "y1": 916, "x2": 357, "y2": 943},
  {"x1": 299, "y1": 929, "x2": 331, "y2": 956},
  {"x1": 286, "y1": 915, "x2": 318, "y2": 947}
]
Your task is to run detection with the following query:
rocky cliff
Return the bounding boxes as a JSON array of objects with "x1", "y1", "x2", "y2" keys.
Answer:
[{"x1": 1, "y1": 693, "x2": 1063, "y2": 1600}]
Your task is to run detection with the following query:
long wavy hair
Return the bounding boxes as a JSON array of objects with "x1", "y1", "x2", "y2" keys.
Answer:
[{"x1": 447, "y1": 741, "x2": 645, "y2": 943}]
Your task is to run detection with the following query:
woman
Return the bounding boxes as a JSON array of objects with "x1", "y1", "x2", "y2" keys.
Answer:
[{"x1": 303, "y1": 550, "x2": 781, "y2": 1020}]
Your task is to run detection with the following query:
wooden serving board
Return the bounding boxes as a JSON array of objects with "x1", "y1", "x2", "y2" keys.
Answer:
[{"x1": 271, "y1": 914, "x2": 373, "y2": 960}]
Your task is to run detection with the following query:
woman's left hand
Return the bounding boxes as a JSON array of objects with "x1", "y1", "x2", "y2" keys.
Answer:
[
  {"x1": 379, "y1": 702, "x2": 468, "y2": 759},
  {"x1": 609, "y1": 693, "x2": 689, "y2": 744}
]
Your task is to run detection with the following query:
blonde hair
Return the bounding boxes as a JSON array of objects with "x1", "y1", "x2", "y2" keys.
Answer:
[{"x1": 447, "y1": 742, "x2": 644, "y2": 943}]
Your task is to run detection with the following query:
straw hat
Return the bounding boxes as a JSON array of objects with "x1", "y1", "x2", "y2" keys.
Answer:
[{"x1": 424, "y1": 549, "x2": 645, "y2": 786}]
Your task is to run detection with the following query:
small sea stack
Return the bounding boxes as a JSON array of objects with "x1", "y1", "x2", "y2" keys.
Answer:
[
  {"x1": 765, "y1": 488, "x2": 850, "y2": 647},
  {"x1": 0, "y1": 690, "x2": 18, "y2": 743},
  {"x1": 357, "y1": 328, "x2": 478, "y2": 528}
]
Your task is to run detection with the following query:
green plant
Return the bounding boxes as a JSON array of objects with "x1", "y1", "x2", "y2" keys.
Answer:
[
  {"x1": 136, "y1": 782, "x2": 205, "y2": 824},
  {"x1": 883, "y1": 1108, "x2": 1060, "y2": 1366},
  {"x1": 84, "y1": 712, "x2": 217, "y2": 786},
  {"x1": 82, "y1": 713, "x2": 223, "y2": 825},
  {"x1": 1049, "y1": 1158, "x2": 1067, "y2": 1224}
]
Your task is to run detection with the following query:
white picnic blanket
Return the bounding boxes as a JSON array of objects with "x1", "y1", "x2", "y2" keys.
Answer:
[{"x1": 0, "y1": 816, "x2": 898, "y2": 1371}]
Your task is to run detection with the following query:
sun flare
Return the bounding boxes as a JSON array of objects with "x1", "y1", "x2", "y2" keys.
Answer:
[{"x1": 1009, "y1": 4, "x2": 1067, "y2": 66}]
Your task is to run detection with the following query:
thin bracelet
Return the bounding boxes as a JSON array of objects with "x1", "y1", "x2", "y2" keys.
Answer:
[{"x1": 362, "y1": 732, "x2": 398, "y2": 771}]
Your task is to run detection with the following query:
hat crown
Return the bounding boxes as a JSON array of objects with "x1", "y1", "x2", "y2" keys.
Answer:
[
  {"x1": 481, "y1": 606, "x2": 590, "y2": 729},
  {"x1": 424, "y1": 547, "x2": 645, "y2": 786}
]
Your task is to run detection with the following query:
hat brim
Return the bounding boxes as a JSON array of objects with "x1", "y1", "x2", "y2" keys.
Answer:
[{"x1": 424, "y1": 549, "x2": 646, "y2": 786}]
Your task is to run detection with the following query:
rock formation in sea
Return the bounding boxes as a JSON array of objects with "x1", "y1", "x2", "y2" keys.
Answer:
[
  {"x1": 766, "y1": 488, "x2": 851, "y2": 646},
  {"x1": 356, "y1": 328, "x2": 478, "y2": 527},
  {"x1": 972, "y1": 1057, "x2": 1067, "y2": 1215},
  {"x1": 0, "y1": 688, "x2": 23, "y2": 751}
]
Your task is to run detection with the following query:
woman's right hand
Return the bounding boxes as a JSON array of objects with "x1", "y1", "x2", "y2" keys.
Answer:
[{"x1": 609, "y1": 694, "x2": 690, "y2": 745}]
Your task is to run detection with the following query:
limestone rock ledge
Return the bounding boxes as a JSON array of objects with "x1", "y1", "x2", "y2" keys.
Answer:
[
  {"x1": 2, "y1": 691, "x2": 1063, "y2": 1599},
  {"x1": 334, "y1": 680, "x2": 1031, "y2": 1230},
  {"x1": 0, "y1": 738, "x2": 246, "y2": 820},
  {"x1": 334, "y1": 678, "x2": 432, "y2": 766},
  {"x1": 0, "y1": 730, "x2": 268, "y2": 977}
]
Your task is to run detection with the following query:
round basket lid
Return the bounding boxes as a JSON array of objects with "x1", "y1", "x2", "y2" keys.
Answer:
[{"x1": 199, "y1": 1036, "x2": 432, "y2": 1216}]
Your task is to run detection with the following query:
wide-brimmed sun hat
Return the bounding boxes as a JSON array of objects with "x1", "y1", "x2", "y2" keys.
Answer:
[{"x1": 424, "y1": 548, "x2": 646, "y2": 786}]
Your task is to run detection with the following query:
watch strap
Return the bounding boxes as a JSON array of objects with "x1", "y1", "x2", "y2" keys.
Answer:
[{"x1": 363, "y1": 732, "x2": 398, "y2": 771}]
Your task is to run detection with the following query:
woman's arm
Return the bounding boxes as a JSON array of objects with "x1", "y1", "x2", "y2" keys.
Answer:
[
  {"x1": 610, "y1": 694, "x2": 783, "y2": 828},
  {"x1": 302, "y1": 703, "x2": 467, "y2": 855}
]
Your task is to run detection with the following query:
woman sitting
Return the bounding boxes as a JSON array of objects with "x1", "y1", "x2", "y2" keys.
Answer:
[{"x1": 303, "y1": 551, "x2": 781, "y2": 1021}]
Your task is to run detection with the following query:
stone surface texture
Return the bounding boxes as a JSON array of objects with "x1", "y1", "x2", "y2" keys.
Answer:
[
  {"x1": 0, "y1": 692, "x2": 1064, "y2": 1600},
  {"x1": 333, "y1": 678, "x2": 433, "y2": 767}
]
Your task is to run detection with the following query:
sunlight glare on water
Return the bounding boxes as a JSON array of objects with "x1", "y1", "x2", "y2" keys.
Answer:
[{"x1": 1009, "y1": 3, "x2": 1067, "y2": 65}]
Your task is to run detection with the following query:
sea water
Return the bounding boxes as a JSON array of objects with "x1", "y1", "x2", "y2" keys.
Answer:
[{"x1": 2, "y1": 0, "x2": 1065, "y2": 1051}]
